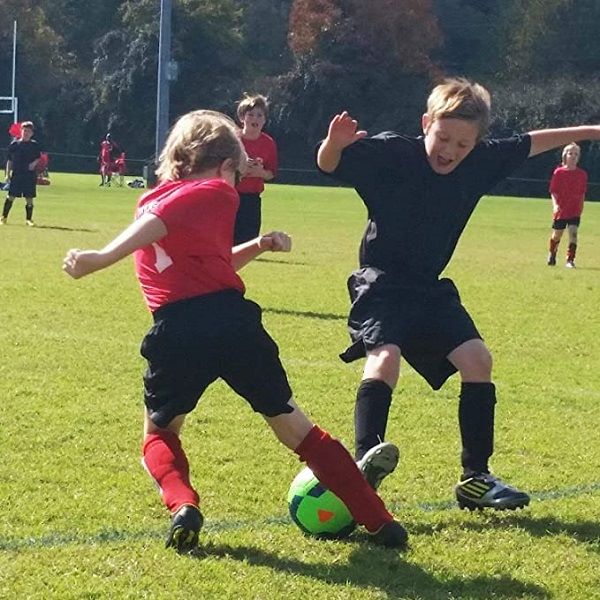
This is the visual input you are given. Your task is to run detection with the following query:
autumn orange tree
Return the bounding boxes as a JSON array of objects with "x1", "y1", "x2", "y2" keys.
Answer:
[{"x1": 288, "y1": 0, "x2": 440, "y2": 75}]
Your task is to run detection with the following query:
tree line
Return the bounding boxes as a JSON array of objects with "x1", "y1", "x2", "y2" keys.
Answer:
[{"x1": 1, "y1": 0, "x2": 599, "y2": 187}]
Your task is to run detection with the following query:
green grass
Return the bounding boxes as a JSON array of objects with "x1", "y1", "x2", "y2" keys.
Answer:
[{"x1": 1, "y1": 173, "x2": 599, "y2": 599}]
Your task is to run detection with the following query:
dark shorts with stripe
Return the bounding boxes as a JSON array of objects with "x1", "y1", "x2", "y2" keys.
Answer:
[
  {"x1": 8, "y1": 171, "x2": 37, "y2": 198},
  {"x1": 552, "y1": 217, "x2": 580, "y2": 230},
  {"x1": 141, "y1": 290, "x2": 293, "y2": 428},
  {"x1": 339, "y1": 267, "x2": 482, "y2": 390}
]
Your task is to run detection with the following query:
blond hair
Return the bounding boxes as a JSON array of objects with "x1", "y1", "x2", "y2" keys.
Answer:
[
  {"x1": 426, "y1": 78, "x2": 491, "y2": 140},
  {"x1": 156, "y1": 110, "x2": 244, "y2": 182},
  {"x1": 561, "y1": 142, "x2": 580, "y2": 165},
  {"x1": 236, "y1": 93, "x2": 269, "y2": 123}
]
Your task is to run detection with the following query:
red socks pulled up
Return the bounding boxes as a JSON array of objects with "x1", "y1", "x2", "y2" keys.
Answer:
[
  {"x1": 142, "y1": 431, "x2": 199, "y2": 513},
  {"x1": 295, "y1": 425, "x2": 393, "y2": 533}
]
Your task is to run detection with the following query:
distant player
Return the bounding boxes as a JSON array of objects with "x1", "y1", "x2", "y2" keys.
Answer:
[
  {"x1": 547, "y1": 143, "x2": 588, "y2": 268},
  {"x1": 234, "y1": 94, "x2": 278, "y2": 245},
  {"x1": 63, "y1": 109, "x2": 407, "y2": 554},
  {"x1": 316, "y1": 77, "x2": 600, "y2": 513},
  {"x1": 1, "y1": 121, "x2": 41, "y2": 226},
  {"x1": 112, "y1": 152, "x2": 127, "y2": 187},
  {"x1": 98, "y1": 134, "x2": 114, "y2": 187}
]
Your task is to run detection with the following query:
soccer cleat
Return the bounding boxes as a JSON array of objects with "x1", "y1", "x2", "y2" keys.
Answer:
[
  {"x1": 368, "y1": 520, "x2": 409, "y2": 549},
  {"x1": 357, "y1": 442, "x2": 399, "y2": 490},
  {"x1": 0, "y1": 216, "x2": 5, "y2": 225},
  {"x1": 165, "y1": 504, "x2": 204, "y2": 554},
  {"x1": 565, "y1": 260, "x2": 576, "y2": 269},
  {"x1": 547, "y1": 253, "x2": 556, "y2": 266},
  {"x1": 455, "y1": 473, "x2": 530, "y2": 511},
  {"x1": 26, "y1": 220, "x2": 35, "y2": 227}
]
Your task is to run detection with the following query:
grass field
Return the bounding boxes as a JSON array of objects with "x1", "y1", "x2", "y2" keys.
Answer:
[{"x1": 1, "y1": 173, "x2": 599, "y2": 599}]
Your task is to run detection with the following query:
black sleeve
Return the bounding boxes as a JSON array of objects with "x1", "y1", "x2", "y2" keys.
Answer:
[
  {"x1": 315, "y1": 132, "x2": 403, "y2": 187},
  {"x1": 7, "y1": 142, "x2": 17, "y2": 162},
  {"x1": 465, "y1": 134, "x2": 531, "y2": 196}
]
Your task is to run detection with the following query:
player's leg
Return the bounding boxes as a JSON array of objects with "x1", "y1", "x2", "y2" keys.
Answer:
[
  {"x1": 353, "y1": 345, "x2": 401, "y2": 488},
  {"x1": 1, "y1": 194, "x2": 15, "y2": 224},
  {"x1": 25, "y1": 197, "x2": 34, "y2": 226},
  {"x1": 233, "y1": 193, "x2": 261, "y2": 245},
  {"x1": 264, "y1": 401, "x2": 408, "y2": 548},
  {"x1": 221, "y1": 303, "x2": 407, "y2": 548},
  {"x1": 142, "y1": 412, "x2": 203, "y2": 553},
  {"x1": 548, "y1": 222, "x2": 564, "y2": 265},
  {"x1": 566, "y1": 223, "x2": 578, "y2": 268},
  {"x1": 139, "y1": 303, "x2": 217, "y2": 554},
  {"x1": 448, "y1": 339, "x2": 529, "y2": 510}
]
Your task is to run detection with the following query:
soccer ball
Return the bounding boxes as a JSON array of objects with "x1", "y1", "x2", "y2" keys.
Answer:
[{"x1": 287, "y1": 467, "x2": 356, "y2": 539}]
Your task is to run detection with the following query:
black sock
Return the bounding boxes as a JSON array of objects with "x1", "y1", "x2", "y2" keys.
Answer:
[
  {"x1": 354, "y1": 378, "x2": 393, "y2": 460},
  {"x1": 26, "y1": 204, "x2": 33, "y2": 221},
  {"x1": 458, "y1": 382, "x2": 496, "y2": 477},
  {"x1": 3, "y1": 197, "x2": 13, "y2": 218}
]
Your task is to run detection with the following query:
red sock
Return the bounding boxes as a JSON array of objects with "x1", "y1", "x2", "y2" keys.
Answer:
[
  {"x1": 567, "y1": 243, "x2": 577, "y2": 261},
  {"x1": 142, "y1": 431, "x2": 199, "y2": 513},
  {"x1": 549, "y1": 239, "x2": 559, "y2": 254},
  {"x1": 295, "y1": 425, "x2": 393, "y2": 533}
]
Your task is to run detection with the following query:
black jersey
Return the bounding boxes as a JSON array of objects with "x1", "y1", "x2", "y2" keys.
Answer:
[
  {"x1": 7, "y1": 139, "x2": 41, "y2": 175},
  {"x1": 318, "y1": 132, "x2": 531, "y2": 282}
]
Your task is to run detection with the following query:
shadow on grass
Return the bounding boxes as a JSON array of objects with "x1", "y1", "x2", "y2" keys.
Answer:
[
  {"x1": 254, "y1": 257, "x2": 309, "y2": 266},
  {"x1": 263, "y1": 306, "x2": 346, "y2": 321},
  {"x1": 191, "y1": 541, "x2": 550, "y2": 599},
  {"x1": 32, "y1": 224, "x2": 98, "y2": 232},
  {"x1": 452, "y1": 513, "x2": 600, "y2": 551}
]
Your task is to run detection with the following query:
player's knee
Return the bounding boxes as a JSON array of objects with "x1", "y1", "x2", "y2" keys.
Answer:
[{"x1": 365, "y1": 344, "x2": 401, "y2": 386}]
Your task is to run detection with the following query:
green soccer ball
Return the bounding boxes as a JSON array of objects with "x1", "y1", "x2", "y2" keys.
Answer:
[{"x1": 287, "y1": 467, "x2": 357, "y2": 539}]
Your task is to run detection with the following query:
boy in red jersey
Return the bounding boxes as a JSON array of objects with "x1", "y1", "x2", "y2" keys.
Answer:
[
  {"x1": 547, "y1": 143, "x2": 588, "y2": 268},
  {"x1": 234, "y1": 94, "x2": 278, "y2": 244},
  {"x1": 63, "y1": 110, "x2": 407, "y2": 554},
  {"x1": 317, "y1": 77, "x2": 600, "y2": 513}
]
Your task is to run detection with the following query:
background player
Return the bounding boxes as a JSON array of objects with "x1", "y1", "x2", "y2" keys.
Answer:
[{"x1": 547, "y1": 142, "x2": 588, "y2": 268}]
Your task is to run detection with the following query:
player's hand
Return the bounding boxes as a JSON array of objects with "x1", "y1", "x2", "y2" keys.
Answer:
[
  {"x1": 326, "y1": 111, "x2": 367, "y2": 150},
  {"x1": 62, "y1": 249, "x2": 105, "y2": 279},
  {"x1": 258, "y1": 231, "x2": 292, "y2": 253}
]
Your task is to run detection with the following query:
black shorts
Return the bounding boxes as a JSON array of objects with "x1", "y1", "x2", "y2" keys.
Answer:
[
  {"x1": 8, "y1": 171, "x2": 37, "y2": 198},
  {"x1": 552, "y1": 217, "x2": 580, "y2": 230},
  {"x1": 339, "y1": 268, "x2": 481, "y2": 390},
  {"x1": 234, "y1": 193, "x2": 261, "y2": 245},
  {"x1": 141, "y1": 290, "x2": 293, "y2": 428}
]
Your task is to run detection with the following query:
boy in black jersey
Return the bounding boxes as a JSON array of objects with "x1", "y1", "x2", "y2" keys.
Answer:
[
  {"x1": 2, "y1": 122, "x2": 41, "y2": 226},
  {"x1": 317, "y1": 77, "x2": 600, "y2": 510}
]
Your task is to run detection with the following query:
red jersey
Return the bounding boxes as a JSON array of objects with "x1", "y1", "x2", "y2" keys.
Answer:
[
  {"x1": 100, "y1": 140, "x2": 112, "y2": 165},
  {"x1": 133, "y1": 178, "x2": 245, "y2": 312},
  {"x1": 236, "y1": 131, "x2": 278, "y2": 194},
  {"x1": 549, "y1": 166, "x2": 587, "y2": 219}
]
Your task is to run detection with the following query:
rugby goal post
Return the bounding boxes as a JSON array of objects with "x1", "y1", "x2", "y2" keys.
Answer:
[{"x1": 0, "y1": 96, "x2": 18, "y2": 121}]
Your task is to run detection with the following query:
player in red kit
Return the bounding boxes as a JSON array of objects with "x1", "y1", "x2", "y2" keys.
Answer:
[
  {"x1": 547, "y1": 143, "x2": 588, "y2": 268},
  {"x1": 234, "y1": 94, "x2": 278, "y2": 245},
  {"x1": 98, "y1": 134, "x2": 114, "y2": 187},
  {"x1": 63, "y1": 109, "x2": 407, "y2": 555}
]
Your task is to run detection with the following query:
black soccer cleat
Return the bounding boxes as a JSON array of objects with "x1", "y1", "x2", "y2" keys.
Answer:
[
  {"x1": 547, "y1": 253, "x2": 556, "y2": 266},
  {"x1": 368, "y1": 520, "x2": 409, "y2": 549},
  {"x1": 165, "y1": 504, "x2": 204, "y2": 554},
  {"x1": 455, "y1": 473, "x2": 530, "y2": 511},
  {"x1": 357, "y1": 442, "x2": 400, "y2": 490}
]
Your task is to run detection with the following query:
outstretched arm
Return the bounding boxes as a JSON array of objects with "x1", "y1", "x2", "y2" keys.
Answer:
[
  {"x1": 529, "y1": 125, "x2": 600, "y2": 157},
  {"x1": 232, "y1": 231, "x2": 292, "y2": 271},
  {"x1": 63, "y1": 213, "x2": 167, "y2": 279},
  {"x1": 317, "y1": 111, "x2": 367, "y2": 173}
]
